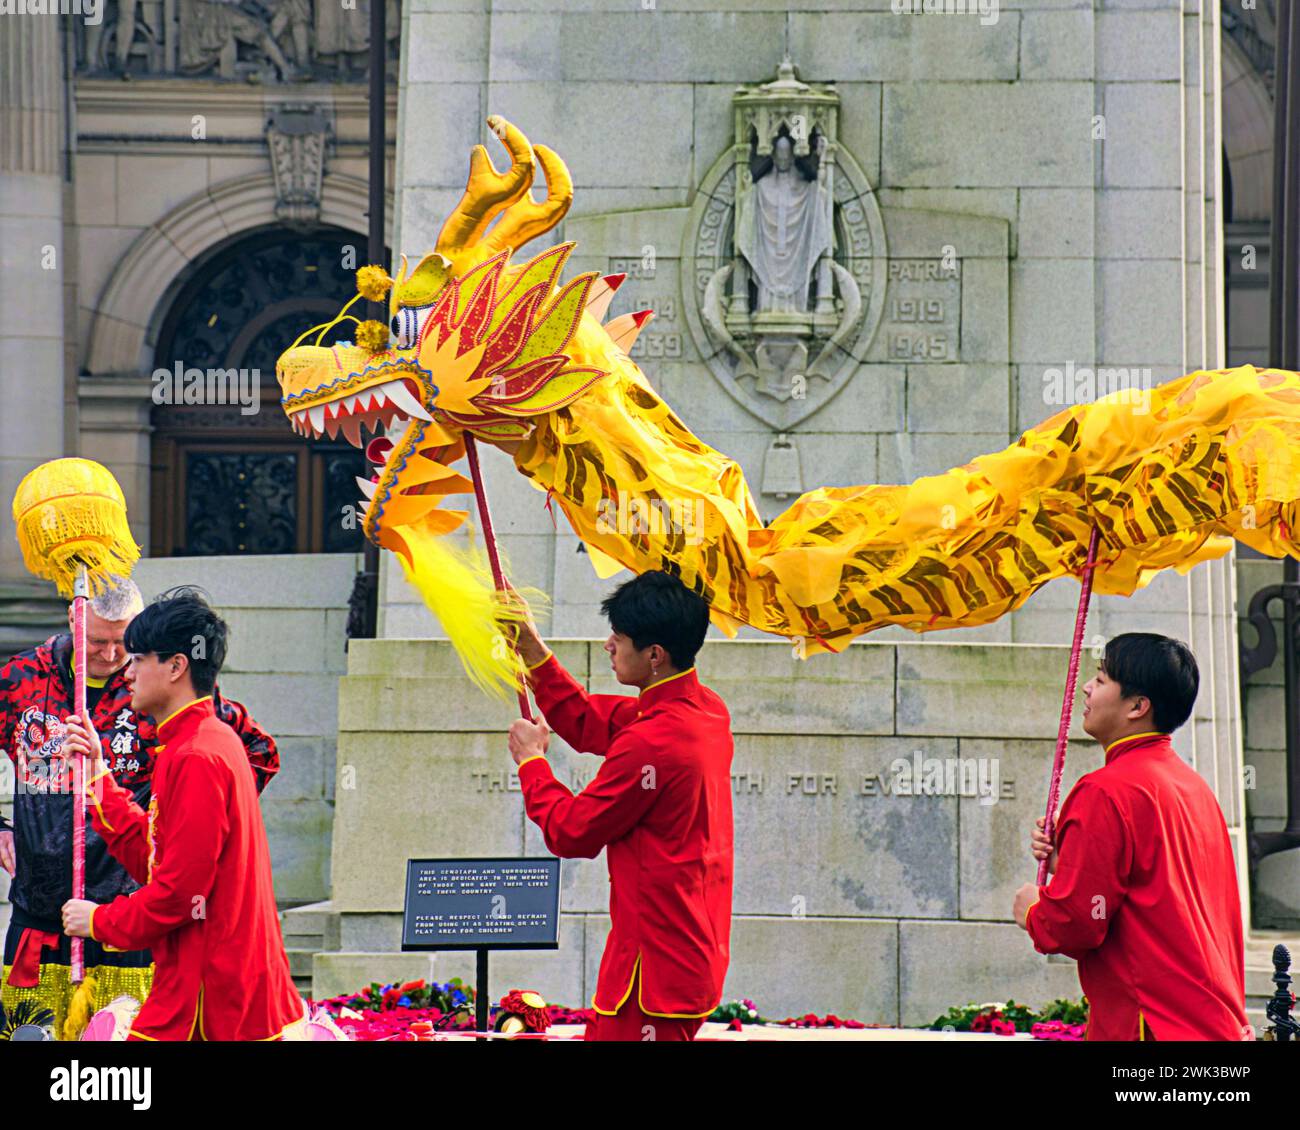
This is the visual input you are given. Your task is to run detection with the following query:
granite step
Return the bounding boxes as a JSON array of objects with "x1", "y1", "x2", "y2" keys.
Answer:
[
  {"x1": 0, "y1": 582, "x2": 68, "y2": 656},
  {"x1": 280, "y1": 901, "x2": 337, "y2": 944},
  {"x1": 280, "y1": 901, "x2": 339, "y2": 996}
]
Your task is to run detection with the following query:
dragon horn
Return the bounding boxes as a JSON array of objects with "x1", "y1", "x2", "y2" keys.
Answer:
[
  {"x1": 435, "y1": 116, "x2": 536, "y2": 257},
  {"x1": 481, "y1": 143, "x2": 574, "y2": 256}
]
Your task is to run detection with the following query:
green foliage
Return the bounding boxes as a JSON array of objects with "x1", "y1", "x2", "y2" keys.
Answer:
[
  {"x1": 709, "y1": 999, "x2": 764, "y2": 1024},
  {"x1": 929, "y1": 996, "x2": 1088, "y2": 1033},
  {"x1": 1036, "y1": 996, "x2": 1090, "y2": 1025}
]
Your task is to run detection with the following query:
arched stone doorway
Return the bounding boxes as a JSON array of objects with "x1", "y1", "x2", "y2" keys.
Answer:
[{"x1": 148, "y1": 226, "x2": 371, "y2": 557}]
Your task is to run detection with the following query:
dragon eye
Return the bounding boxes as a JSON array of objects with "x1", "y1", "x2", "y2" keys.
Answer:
[{"x1": 393, "y1": 305, "x2": 432, "y2": 350}]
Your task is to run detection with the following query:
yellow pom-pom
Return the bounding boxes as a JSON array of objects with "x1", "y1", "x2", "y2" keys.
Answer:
[
  {"x1": 63, "y1": 971, "x2": 99, "y2": 1041},
  {"x1": 356, "y1": 265, "x2": 395, "y2": 302},
  {"x1": 12, "y1": 458, "x2": 139, "y2": 599},
  {"x1": 355, "y1": 320, "x2": 390, "y2": 354}
]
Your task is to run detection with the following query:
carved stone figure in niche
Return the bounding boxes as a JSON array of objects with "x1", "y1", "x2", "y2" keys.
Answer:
[
  {"x1": 734, "y1": 132, "x2": 834, "y2": 315},
  {"x1": 686, "y1": 59, "x2": 888, "y2": 436},
  {"x1": 179, "y1": 0, "x2": 310, "y2": 81}
]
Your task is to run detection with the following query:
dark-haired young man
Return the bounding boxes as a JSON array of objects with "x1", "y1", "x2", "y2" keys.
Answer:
[
  {"x1": 0, "y1": 576, "x2": 277, "y2": 1038},
  {"x1": 505, "y1": 571, "x2": 734, "y2": 1042},
  {"x1": 1013, "y1": 632, "x2": 1248, "y2": 1040},
  {"x1": 58, "y1": 587, "x2": 303, "y2": 1040}
]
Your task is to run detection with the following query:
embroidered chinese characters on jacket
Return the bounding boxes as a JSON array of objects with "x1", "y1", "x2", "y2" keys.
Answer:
[{"x1": 106, "y1": 708, "x2": 142, "y2": 777}]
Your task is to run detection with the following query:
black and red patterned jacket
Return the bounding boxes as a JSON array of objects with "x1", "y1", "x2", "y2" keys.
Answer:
[{"x1": 0, "y1": 632, "x2": 278, "y2": 929}]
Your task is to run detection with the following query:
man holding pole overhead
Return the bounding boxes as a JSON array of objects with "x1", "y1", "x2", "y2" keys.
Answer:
[{"x1": 505, "y1": 571, "x2": 734, "y2": 1042}]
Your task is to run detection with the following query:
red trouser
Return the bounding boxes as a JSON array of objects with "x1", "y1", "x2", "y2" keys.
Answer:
[{"x1": 584, "y1": 988, "x2": 706, "y2": 1042}]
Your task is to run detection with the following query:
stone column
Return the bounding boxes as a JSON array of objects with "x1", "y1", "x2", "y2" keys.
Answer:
[
  {"x1": 0, "y1": 18, "x2": 67, "y2": 586},
  {"x1": 77, "y1": 377, "x2": 155, "y2": 558}
]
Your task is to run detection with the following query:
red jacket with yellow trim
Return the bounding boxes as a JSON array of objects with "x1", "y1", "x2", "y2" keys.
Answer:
[
  {"x1": 0, "y1": 632, "x2": 278, "y2": 928},
  {"x1": 88, "y1": 697, "x2": 301, "y2": 1041},
  {"x1": 519, "y1": 653, "x2": 734, "y2": 1018},
  {"x1": 1026, "y1": 732, "x2": 1248, "y2": 1041}
]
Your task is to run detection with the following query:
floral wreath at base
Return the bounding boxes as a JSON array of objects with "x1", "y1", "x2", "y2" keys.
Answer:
[
  {"x1": 314, "y1": 980, "x2": 594, "y2": 1041},
  {"x1": 930, "y1": 998, "x2": 1089, "y2": 1041},
  {"x1": 312, "y1": 982, "x2": 1088, "y2": 1041}
]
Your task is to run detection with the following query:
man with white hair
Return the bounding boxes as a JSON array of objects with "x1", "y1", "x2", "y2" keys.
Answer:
[{"x1": 0, "y1": 576, "x2": 279, "y2": 1037}]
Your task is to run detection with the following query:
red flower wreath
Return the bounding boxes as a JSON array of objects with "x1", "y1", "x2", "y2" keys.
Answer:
[{"x1": 498, "y1": 990, "x2": 551, "y2": 1033}]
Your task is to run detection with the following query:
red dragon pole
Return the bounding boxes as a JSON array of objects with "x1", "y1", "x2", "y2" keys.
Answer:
[{"x1": 1037, "y1": 527, "x2": 1102, "y2": 887}]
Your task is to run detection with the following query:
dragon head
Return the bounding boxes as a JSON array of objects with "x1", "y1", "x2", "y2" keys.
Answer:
[{"x1": 274, "y1": 116, "x2": 624, "y2": 565}]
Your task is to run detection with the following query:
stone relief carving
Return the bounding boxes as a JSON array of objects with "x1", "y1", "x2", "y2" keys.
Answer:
[
  {"x1": 682, "y1": 58, "x2": 888, "y2": 436},
  {"x1": 76, "y1": 0, "x2": 400, "y2": 81}
]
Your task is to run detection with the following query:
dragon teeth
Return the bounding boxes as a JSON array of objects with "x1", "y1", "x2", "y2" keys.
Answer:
[
  {"x1": 382, "y1": 380, "x2": 432, "y2": 422},
  {"x1": 354, "y1": 476, "x2": 377, "y2": 500},
  {"x1": 298, "y1": 380, "x2": 428, "y2": 439}
]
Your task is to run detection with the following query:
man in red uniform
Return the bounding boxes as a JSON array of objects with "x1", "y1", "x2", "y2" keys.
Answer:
[
  {"x1": 0, "y1": 576, "x2": 277, "y2": 1037},
  {"x1": 58, "y1": 586, "x2": 303, "y2": 1040},
  {"x1": 506, "y1": 571, "x2": 733, "y2": 1042},
  {"x1": 1013, "y1": 632, "x2": 1248, "y2": 1041}
]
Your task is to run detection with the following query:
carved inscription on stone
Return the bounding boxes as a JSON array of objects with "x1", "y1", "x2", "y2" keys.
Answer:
[
  {"x1": 869, "y1": 259, "x2": 962, "y2": 364},
  {"x1": 469, "y1": 765, "x2": 1014, "y2": 801}
]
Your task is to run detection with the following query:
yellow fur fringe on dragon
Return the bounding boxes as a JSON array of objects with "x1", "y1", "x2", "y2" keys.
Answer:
[{"x1": 277, "y1": 116, "x2": 1300, "y2": 699}]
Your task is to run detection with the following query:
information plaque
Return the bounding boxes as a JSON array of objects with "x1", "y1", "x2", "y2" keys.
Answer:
[{"x1": 401, "y1": 857, "x2": 561, "y2": 952}]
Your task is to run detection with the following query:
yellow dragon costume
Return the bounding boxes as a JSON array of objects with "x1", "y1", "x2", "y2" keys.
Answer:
[{"x1": 276, "y1": 116, "x2": 1300, "y2": 697}]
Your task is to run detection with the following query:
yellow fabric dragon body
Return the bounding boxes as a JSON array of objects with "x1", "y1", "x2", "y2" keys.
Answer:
[{"x1": 276, "y1": 116, "x2": 1300, "y2": 697}]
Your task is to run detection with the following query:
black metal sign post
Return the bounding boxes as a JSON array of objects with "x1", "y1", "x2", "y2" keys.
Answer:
[
  {"x1": 401, "y1": 858, "x2": 562, "y2": 1038},
  {"x1": 476, "y1": 947, "x2": 489, "y2": 1034}
]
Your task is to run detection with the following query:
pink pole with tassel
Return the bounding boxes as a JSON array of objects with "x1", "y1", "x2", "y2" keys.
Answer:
[
  {"x1": 1037, "y1": 527, "x2": 1102, "y2": 887},
  {"x1": 70, "y1": 567, "x2": 88, "y2": 983}
]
